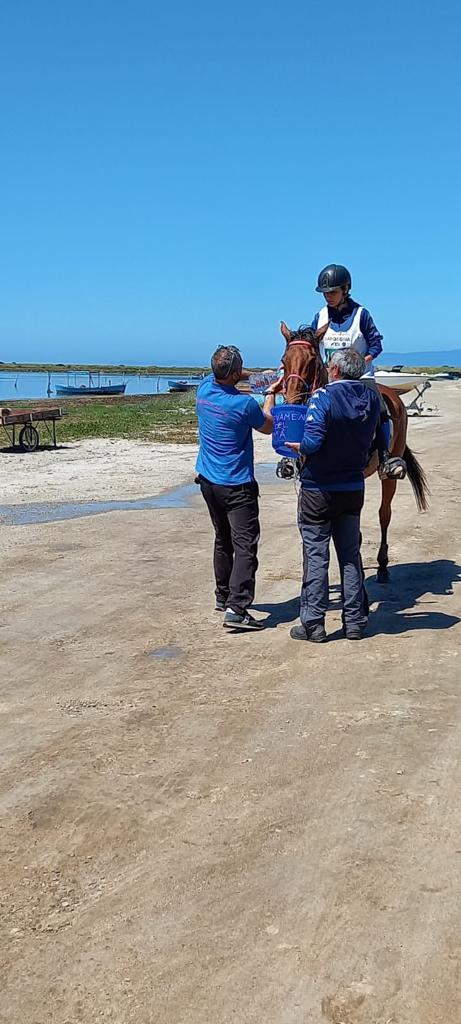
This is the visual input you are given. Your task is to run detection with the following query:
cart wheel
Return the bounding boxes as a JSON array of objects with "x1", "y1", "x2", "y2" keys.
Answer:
[{"x1": 19, "y1": 425, "x2": 39, "y2": 452}]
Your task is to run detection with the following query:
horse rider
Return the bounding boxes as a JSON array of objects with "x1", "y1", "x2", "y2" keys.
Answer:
[
  {"x1": 311, "y1": 263, "x2": 383, "y2": 375},
  {"x1": 311, "y1": 264, "x2": 405, "y2": 479},
  {"x1": 285, "y1": 349, "x2": 381, "y2": 643},
  {"x1": 195, "y1": 345, "x2": 279, "y2": 631}
]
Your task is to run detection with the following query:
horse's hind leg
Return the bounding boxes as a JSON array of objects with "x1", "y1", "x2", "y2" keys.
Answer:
[{"x1": 377, "y1": 478, "x2": 397, "y2": 583}]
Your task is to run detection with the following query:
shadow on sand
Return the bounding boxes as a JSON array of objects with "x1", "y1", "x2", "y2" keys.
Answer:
[
  {"x1": 0, "y1": 444, "x2": 73, "y2": 455},
  {"x1": 364, "y1": 558, "x2": 461, "y2": 636},
  {"x1": 252, "y1": 595, "x2": 300, "y2": 629},
  {"x1": 254, "y1": 559, "x2": 461, "y2": 637}
]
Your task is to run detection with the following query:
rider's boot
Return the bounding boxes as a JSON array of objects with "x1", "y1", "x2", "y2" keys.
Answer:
[
  {"x1": 376, "y1": 394, "x2": 407, "y2": 480},
  {"x1": 378, "y1": 448, "x2": 407, "y2": 480}
]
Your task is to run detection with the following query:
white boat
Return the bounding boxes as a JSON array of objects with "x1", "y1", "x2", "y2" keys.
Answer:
[
  {"x1": 374, "y1": 369, "x2": 430, "y2": 393},
  {"x1": 429, "y1": 371, "x2": 461, "y2": 380},
  {"x1": 167, "y1": 379, "x2": 201, "y2": 392}
]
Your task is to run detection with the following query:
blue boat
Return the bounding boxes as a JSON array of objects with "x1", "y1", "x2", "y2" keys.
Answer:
[{"x1": 55, "y1": 383, "x2": 127, "y2": 397}]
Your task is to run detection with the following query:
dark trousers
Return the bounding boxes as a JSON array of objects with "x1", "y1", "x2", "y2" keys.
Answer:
[
  {"x1": 298, "y1": 488, "x2": 367, "y2": 630},
  {"x1": 199, "y1": 477, "x2": 260, "y2": 614}
]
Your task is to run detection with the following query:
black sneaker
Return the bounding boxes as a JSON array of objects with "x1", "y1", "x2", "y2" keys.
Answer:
[
  {"x1": 290, "y1": 624, "x2": 327, "y2": 643},
  {"x1": 223, "y1": 609, "x2": 265, "y2": 631},
  {"x1": 215, "y1": 599, "x2": 227, "y2": 612},
  {"x1": 344, "y1": 625, "x2": 366, "y2": 640}
]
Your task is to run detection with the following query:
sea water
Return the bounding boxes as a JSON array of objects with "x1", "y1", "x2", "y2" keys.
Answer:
[{"x1": 0, "y1": 371, "x2": 202, "y2": 402}]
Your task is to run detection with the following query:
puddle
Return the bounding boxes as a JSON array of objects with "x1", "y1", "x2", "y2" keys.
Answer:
[
  {"x1": 0, "y1": 463, "x2": 284, "y2": 526},
  {"x1": 149, "y1": 646, "x2": 184, "y2": 661},
  {"x1": 0, "y1": 482, "x2": 198, "y2": 526}
]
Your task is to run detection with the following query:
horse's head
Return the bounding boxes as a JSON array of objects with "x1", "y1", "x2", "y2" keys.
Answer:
[{"x1": 280, "y1": 321, "x2": 329, "y2": 405}]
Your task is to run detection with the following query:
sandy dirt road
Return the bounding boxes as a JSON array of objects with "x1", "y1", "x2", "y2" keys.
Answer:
[{"x1": 1, "y1": 383, "x2": 461, "y2": 1023}]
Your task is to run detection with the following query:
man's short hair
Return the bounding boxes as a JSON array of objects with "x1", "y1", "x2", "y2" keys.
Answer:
[
  {"x1": 211, "y1": 345, "x2": 243, "y2": 380},
  {"x1": 329, "y1": 349, "x2": 366, "y2": 380}
]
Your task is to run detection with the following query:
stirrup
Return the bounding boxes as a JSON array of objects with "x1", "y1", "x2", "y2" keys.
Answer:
[
  {"x1": 276, "y1": 457, "x2": 296, "y2": 479},
  {"x1": 378, "y1": 456, "x2": 407, "y2": 481}
]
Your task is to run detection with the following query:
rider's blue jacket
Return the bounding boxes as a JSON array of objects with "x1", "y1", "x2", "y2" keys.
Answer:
[
  {"x1": 311, "y1": 298, "x2": 383, "y2": 360},
  {"x1": 299, "y1": 380, "x2": 381, "y2": 491}
]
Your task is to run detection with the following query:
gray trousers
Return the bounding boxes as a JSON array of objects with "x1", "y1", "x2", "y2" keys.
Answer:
[{"x1": 298, "y1": 488, "x2": 367, "y2": 630}]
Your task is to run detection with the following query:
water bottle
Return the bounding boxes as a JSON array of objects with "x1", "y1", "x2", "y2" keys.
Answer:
[{"x1": 248, "y1": 371, "x2": 280, "y2": 393}]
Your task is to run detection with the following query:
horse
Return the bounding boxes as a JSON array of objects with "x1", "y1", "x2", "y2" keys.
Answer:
[{"x1": 279, "y1": 321, "x2": 429, "y2": 583}]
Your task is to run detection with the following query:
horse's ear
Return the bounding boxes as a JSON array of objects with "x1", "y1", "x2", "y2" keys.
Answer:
[
  {"x1": 280, "y1": 321, "x2": 291, "y2": 343},
  {"x1": 315, "y1": 321, "x2": 330, "y2": 342}
]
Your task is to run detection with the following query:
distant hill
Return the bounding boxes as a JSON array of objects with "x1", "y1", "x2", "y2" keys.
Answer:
[{"x1": 377, "y1": 349, "x2": 461, "y2": 367}]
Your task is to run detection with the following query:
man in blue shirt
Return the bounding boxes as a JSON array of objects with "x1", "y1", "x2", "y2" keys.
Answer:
[
  {"x1": 286, "y1": 349, "x2": 380, "y2": 642},
  {"x1": 196, "y1": 345, "x2": 278, "y2": 631}
]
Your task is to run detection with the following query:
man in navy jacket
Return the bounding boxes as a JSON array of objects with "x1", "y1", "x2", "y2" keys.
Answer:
[{"x1": 286, "y1": 349, "x2": 380, "y2": 642}]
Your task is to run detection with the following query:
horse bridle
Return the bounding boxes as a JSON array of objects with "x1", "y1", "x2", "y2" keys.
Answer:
[{"x1": 282, "y1": 337, "x2": 316, "y2": 401}]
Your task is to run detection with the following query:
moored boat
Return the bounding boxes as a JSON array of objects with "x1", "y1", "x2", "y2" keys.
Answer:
[
  {"x1": 55, "y1": 383, "x2": 127, "y2": 396},
  {"x1": 167, "y1": 379, "x2": 200, "y2": 392},
  {"x1": 375, "y1": 370, "x2": 430, "y2": 393}
]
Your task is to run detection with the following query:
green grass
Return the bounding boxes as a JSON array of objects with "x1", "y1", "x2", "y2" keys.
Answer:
[
  {"x1": 61, "y1": 393, "x2": 198, "y2": 443},
  {"x1": 5, "y1": 393, "x2": 199, "y2": 444}
]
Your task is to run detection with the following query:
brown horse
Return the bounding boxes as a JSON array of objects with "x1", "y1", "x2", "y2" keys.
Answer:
[{"x1": 279, "y1": 321, "x2": 429, "y2": 582}]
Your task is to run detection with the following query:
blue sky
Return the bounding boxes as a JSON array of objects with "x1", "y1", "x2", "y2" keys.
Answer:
[{"x1": 0, "y1": 0, "x2": 459, "y2": 366}]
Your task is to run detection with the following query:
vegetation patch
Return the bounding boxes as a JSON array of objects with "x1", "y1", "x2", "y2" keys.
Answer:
[{"x1": 5, "y1": 393, "x2": 198, "y2": 444}]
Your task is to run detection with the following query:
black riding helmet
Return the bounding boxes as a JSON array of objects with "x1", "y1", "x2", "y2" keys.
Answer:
[{"x1": 315, "y1": 264, "x2": 352, "y2": 293}]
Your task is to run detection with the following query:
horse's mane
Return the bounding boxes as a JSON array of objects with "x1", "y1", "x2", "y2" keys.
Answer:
[
  {"x1": 290, "y1": 325, "x2": 317, "y2": 342},
  {"x1": 285, "y1": 324, "x2": 328, "y2": 392}
]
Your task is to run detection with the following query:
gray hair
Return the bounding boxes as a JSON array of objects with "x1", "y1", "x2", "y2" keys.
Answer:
[
  {"x1": 329, "y1": 348, "x2": 366, "y2": 380},
  {"x1": 211, "y1": 345, "x2": 243, "y2": 380}
]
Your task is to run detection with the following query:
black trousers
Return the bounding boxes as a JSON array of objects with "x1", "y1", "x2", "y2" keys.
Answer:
[
  {"x1": 298, "y1": 488, "x2": 368, "y2": 630},
  {"x1": 199, "y1": 477, "x2": 260, "y2": 614}
]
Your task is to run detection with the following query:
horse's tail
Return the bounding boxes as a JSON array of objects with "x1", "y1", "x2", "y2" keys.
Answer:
[{"x1": 403, "y1": 445, "x2": 429, "y2": 511}]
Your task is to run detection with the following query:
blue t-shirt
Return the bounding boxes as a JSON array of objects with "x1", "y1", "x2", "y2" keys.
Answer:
[{"x1": 195, "y1": 374, "x2": 266, "y2": 484}]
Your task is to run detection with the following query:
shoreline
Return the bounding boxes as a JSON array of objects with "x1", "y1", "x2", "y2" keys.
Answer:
[{"x1": 3, "y1": 360, "x2": 460, "y2": 375}]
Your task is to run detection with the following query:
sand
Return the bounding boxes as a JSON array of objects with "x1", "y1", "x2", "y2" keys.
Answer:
[
  {"x1": 1, "y1": 381, "x2": 461, "y2": 1024},
  {"x1": 0, "y1": 435, "x2": 273, "y2": 505}
]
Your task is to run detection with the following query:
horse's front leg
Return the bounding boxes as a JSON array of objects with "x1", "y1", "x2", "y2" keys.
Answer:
[{"x1": 377, "y1": 478, "x2": 397, "y2": 583}]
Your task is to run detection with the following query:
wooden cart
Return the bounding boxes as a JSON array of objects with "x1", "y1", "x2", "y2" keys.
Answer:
[{"x1": 0, "y1": 406, "x2": 63, "y2": 452}]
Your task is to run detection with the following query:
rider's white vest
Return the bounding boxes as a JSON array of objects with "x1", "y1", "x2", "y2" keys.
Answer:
[{"x1": 317, "y1": 305, "x2": 374, "y2": 378}]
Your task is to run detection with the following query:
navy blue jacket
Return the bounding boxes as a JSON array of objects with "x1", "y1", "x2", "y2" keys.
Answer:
[
  {"x1": 311, "y1": 298, "x2": 383, "y2": 360},
  {"x1": 299, "y1": 380, "x2": 381, "y2": 491}
]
